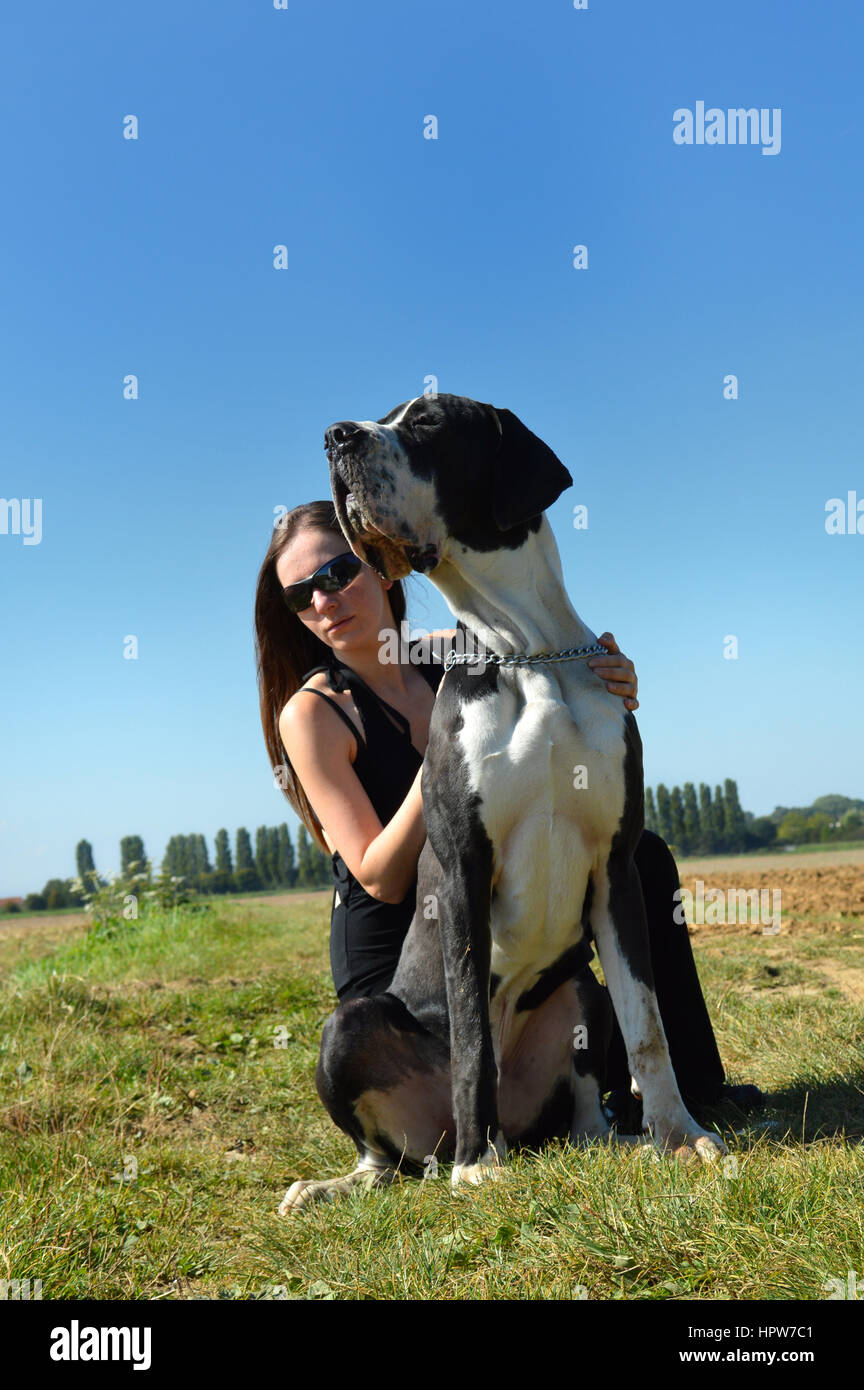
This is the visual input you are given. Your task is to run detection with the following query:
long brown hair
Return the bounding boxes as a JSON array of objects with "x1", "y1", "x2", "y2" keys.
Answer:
[{"x1": 254, "y1": 500, "x2": 408, "y2": 853}]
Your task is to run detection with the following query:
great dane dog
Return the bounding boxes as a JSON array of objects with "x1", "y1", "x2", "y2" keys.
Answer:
[{"x1": 280, "y1": 393, "x2": 725, "y2": 1213}]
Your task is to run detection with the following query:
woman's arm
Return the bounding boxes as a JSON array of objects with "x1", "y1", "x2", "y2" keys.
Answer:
[{"x1": 279, "y1": 696, "x2": 427, "y2": 905}]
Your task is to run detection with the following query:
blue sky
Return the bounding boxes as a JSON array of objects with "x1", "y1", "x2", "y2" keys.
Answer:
[{"x1": 1, "y1": 1, "x2": 862, "y2": 897}]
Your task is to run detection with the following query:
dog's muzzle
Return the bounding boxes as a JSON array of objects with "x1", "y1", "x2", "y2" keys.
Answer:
[{"x1": 325, "y1": 423, "x2": 440, "y2": 577}]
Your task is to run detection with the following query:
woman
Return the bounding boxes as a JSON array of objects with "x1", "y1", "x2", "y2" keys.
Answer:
[{"x1": 255, "y1": 499, "x2": 761, "y2": 1159}]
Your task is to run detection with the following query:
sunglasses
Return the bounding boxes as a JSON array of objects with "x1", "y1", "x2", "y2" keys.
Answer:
[{"x1": 281, "y1": 551, "x2": 364, "y2": 614}]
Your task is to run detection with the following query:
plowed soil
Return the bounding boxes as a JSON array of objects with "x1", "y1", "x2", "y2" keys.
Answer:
[{"x1": 678, "y1": 856, "x2": 864, "y2": 936}]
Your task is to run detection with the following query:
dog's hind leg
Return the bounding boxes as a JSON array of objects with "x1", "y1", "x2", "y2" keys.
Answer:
[
  {"x1": 589, "y1": 852, "x2": 726, "y2": 1163},
  {"x1": 569, "y1": 964, "x2": 615, "y2": 1145},
  {"x1": 565, "y1": 965, "x2": 653, "y2": 1151},
  {"x1": 278, "y1": 992, "x2": 453, "y2": 1216},
  {"x1": 580, "y1": 716, "x2": 726, "y2": 1163}
]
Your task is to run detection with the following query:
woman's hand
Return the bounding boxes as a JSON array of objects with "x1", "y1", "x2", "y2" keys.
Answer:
[
  {"x1": 429, "y1": 629, "x2": 457, "y2": 696},
  {"x1": 587, "y1": 632, "x2": 639, "y2": 711}
]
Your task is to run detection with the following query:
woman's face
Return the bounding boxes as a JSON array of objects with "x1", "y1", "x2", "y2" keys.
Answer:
[{"x1": 275, "y1": 527, "x2": 393, "y2": 649}]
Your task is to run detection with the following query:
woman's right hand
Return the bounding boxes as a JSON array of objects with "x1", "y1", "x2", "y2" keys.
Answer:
[{"x1": 427, "y1": 628, "x2": 456, "y2": 696}]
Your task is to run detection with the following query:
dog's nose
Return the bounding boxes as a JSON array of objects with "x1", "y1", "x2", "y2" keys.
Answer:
[{"x1": 325, "y1": 421, "x2": 364, "y2": 450}]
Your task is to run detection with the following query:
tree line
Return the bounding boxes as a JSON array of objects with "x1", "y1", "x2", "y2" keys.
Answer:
[
  {"x1": 9, "y1": 790, "x2": 864, "y2": 914},
  {"x1": 645, "y1": 783, "x2": 864, "y2": 856},
  {"x1": 16, "y1": 823, "x2": 333, "y2": 913}
]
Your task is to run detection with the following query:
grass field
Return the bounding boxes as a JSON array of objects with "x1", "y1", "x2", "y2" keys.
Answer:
[{"x1": 1, "y1": 855, "x2": 863, "y2": 1301}]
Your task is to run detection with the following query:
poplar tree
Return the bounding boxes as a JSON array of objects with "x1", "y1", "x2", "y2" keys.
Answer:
[
  {"x1": 255, "y1": 826, "x2": 272, "y2": 886},
  {"x1": 215, "y1": 829, "x2": 232, "y2": 874},
  {"x1": 698, "y1": 784, "x2": 715, "y2": 853},
  {"x1": 234, "y1": 827, "x2": 260, "y2": 892},
  {"x1": 683, "y1": 783, "x2": 700, "y2": 854},
  {"x1": 162, "y1": 836, "x2": 181, "y2": 876},
  {"x1": 75, "y1": 839, "x2": 97, "y2": 891},
  {"x1": 655, "y1": 784, "x2": 673, "y2": 844},
  {"x1": 296, "y1": 825, "x2": 315, "y2": 887},
  {"x1": 723, "y1": 779, "x2": 748, "y2": 852},
  {"x1": 267, "y1": 827, "x2": 281, "y2": 885},
  {"x1": 713, "y1": 785, "x2": 726, "y2": 850},
  {"x1": 120, "y1": 835, "x2": 146, "y2": 875},
  {"x1": 669, "y1": 787, "x2": 686, "y2": 850},
  {"x1": 277, "y1": 823, "x2": 295, "y2": 887},
  {"x1": 235, "y1": 828, "x2": 254, "y2": 871},
  {"x1": 181, "y1": 836, "x2": 196, "y2": 877},
  {"x1": 191, "y1": 834, "x2": 211, "y2": 876}
]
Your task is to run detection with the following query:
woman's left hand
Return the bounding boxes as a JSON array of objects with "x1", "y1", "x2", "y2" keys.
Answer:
[{"x1": 587, "y1": 632, "x2": 639, "y2": 711}]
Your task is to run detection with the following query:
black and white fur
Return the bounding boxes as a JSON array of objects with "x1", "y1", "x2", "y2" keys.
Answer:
[{"x1": 280, "y1": 394, "x2": 724, "y2": 1212}]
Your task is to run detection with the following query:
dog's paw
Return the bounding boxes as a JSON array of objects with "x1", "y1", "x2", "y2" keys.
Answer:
[
  {"x1": 278, "y1": 1164, "x2": 396, "y2": 1215},
  {"x1": 675, "y1": 1133, "x2": 727, "y2": 1164},
  {"x1": 451, "y1": 1161, "x2": 502, "y2": 1187},
  {"x1": 451, "y1": 1135, "x2": 507, "y2": 1188},
  {"x1": 278, "y1": 1179, "x2": 319, "y2": 1215},
  {"x1": 648, "y1": 1123, "x2": 727, "y2": 1164},
  {"x1": 695, "y1": 1133, "x2": 727, "y2": 1162}
]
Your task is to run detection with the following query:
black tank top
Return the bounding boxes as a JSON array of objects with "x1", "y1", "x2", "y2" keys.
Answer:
[{"x1": 297, "y1": 646, "x2": 443, "y2": 1000}]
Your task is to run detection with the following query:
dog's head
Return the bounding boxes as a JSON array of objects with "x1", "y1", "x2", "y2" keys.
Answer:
[{"x1": 324, "y1": 394, "x2": 572, "y2": 580}]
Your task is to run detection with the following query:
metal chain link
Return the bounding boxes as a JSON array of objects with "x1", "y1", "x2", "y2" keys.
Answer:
[{"x1": 442, "y1": 641, "x2": 609, "y2": 674}]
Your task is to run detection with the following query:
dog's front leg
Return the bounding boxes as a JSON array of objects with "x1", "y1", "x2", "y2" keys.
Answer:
[
  {"x1": 422, "y1": 761, "x2": 506, "y2": 1186},
  {"x1": 438, "y1": 872, "x2": 506, "y2": 1183}
]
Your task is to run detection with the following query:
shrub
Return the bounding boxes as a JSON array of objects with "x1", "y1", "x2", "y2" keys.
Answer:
[{"x1": 75, "y1": 859, "x2": 205, "y2": 939}]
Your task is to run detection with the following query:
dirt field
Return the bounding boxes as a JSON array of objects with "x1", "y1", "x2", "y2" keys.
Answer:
[{"x1": 677, "y1": 856, "x2": 864, "y2": 937}]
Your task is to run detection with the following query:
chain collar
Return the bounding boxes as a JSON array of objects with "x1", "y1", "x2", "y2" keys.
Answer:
[{"x1": 442, "y1": 640, "x2": 609, "y2": 674}]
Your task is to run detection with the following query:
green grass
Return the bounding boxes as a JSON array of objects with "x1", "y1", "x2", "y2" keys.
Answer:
[
  {"x1": 677, "y1": 840, "x2": 864, "y2": 867},
  {"x1": 764, "y1": 839, "x2": 864, "y2": 856},
  {"x1": 1, "y1": 894, "x2": 863, "y2": 1300}
]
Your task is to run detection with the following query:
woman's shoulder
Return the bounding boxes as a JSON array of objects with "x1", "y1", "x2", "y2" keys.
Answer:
[
  {"x1": 281, "y1": 669, "x2": 334, "y2": 718},
  {"x1": 279, "y1": 672, "x2": 360, "y2": 755},
  {"x1": 295, "y1": 669, "x2": 334, "y2": 697}
]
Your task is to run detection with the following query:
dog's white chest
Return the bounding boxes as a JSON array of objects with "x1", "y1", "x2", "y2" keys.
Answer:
[{"x1": 456, "y1": 668, "x2": 628, "y2": 986}]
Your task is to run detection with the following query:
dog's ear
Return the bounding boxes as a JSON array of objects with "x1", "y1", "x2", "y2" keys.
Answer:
[{"x1": 488, "y1": 406, "x2": 573, "y2": 532}]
